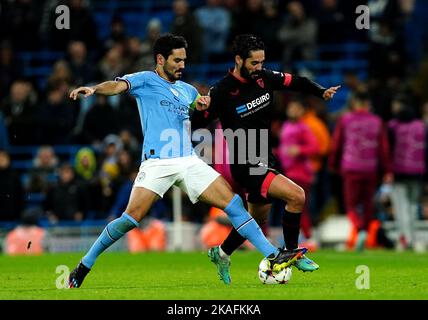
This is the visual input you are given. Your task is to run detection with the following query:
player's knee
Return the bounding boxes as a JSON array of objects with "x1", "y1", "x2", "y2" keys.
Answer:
[
  {"x1": 124, "y1": 207, "x2": 145, "y2": 222},
  {"x1": 295, "y1": 186, "x2": 306, "y2": 208},
  {"x1": 288, "y1": 186, "x2": 306, "y2": 210}
]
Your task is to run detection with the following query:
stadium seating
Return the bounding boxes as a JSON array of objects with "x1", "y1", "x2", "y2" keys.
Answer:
[
  {"x1": 17, "y1": 48, "x2": 367, "y2": 111},
  {"x1": 18, "y1": 51, "x2": 65, "y2": 90},
  {"x1": 9, "y1": 145, "x2": 86, "y2": 171}
]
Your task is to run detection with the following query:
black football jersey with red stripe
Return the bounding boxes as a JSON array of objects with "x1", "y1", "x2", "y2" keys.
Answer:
[{"x1": 191, "y1": 68, "x2": 326, "y2": 166}]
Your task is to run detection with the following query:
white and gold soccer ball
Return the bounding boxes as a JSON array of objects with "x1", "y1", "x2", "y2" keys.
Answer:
[{"x1": 258, "y1": 258, "x2": 292, "y2": 284}]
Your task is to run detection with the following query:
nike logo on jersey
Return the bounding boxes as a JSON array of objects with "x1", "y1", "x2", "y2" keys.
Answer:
[{"x1": 230, "y1": 89, "x2": 240, "y2": 96}]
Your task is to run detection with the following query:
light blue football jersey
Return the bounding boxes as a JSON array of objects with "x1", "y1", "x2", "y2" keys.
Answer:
[{"x1": 116, "y1": 71, "x2": 200, "y2": 160}]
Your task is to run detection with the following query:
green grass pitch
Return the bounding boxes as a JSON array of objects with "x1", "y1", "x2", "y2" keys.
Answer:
[{"x1": 0, "y1": 250, "x2": 427, "y2": 300}]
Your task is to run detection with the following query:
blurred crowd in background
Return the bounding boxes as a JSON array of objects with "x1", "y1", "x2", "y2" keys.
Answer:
[{"x1": 1, "y1": 0, "x2": 428, "y2": 252}]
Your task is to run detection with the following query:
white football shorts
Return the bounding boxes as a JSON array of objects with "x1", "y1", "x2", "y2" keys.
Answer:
[{"x1": 134, "y1": 155, "x2": 221, "y2": 203}]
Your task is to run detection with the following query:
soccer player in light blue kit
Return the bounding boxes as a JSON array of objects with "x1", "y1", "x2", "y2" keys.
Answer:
[{"x1": 68, "y1": 34, "x2": 306, "y2": 288}]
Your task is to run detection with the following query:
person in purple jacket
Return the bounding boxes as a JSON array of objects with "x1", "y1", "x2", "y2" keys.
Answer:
[
  {"x1": 388, "y1": 97, "x2": 427, "y2": 251},
  {"x1": 328, "y1": 91, "x2": 393, "y2": 251}
]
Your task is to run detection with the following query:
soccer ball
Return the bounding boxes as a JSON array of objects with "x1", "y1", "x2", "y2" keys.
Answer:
[{"x1": 258, "y1": 258, "x2": 292, "y2": 284}]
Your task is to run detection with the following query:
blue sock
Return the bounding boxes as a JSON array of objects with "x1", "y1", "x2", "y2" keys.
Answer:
[
  {"x1": 224, "y1": 195, "x2": 279, "y2": 258},
  {"x1": 82, "y1": 213, "x2": 139, "y2": 268}
]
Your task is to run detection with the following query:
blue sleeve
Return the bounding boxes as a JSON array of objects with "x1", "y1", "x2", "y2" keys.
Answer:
[
  {"x1": 115, "y1": 71, "x2": 147, "y2": 96},
  {"x1": 188, "y1": 84, "x2": 199, "y2": 108},
  {"x1": 191, "y1": 85, "x2": 199, "y2": 101}
]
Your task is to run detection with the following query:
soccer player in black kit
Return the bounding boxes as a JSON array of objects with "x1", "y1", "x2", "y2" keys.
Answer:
[{"x1": 192, "y1": 34, "x2": 340, "y2": 284}]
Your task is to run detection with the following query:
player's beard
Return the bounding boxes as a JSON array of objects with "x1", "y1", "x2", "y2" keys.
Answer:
[
  {"x1": 164, "y1": 66, "x2": 183, "y2": 82},
  {"x1": 240, "y1": 65, "x2": 261, "y2": 82}
]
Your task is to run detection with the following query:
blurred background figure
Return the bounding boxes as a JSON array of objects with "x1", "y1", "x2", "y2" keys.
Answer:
[
  {"x1": 316, "y1": 0, "x2": 346, "y2": 48},
  {"x1": 328, "y1": 91, "x2": 393, "y2": 251},
  {"x1": 195, "y1": 0, "x2": 231, "y2": 63},
  {"x1": 278, "y1": 1, "x2": 317, "y2": 67},
  {"x1": 0, "y1": 0, "x2": 42, "y2": 51},
  {"x1": 171, "y1": 0, "x2": 203, "y2": 64},
  {"x1": 0, "y1": 112, "x2": 9, "y2": 150},
  {"x1": 79, "y1": 95, "x2": 118, "y2": 145},
  {"x1": 47, "y1": 59, "x2": 72, "y2": 87},
  {"x1": 278, "y1": 97, "x2": 319, "y2": 250},
  {"x1": 27, "y1": 145, "x2": 59, "y2": 194},
  {"x1": 74, "y1": 147, "x2": 97, "y2": 182},
  {"x1": 0, "y1": 149, "x2": 24, "y2": 222},
  {"x1": 98, "y1": 44, "x2": 126, "y2": 82},
  {"x1": 1, "y1": 79, "x2": 38, "y2": 145},
  {"x1": 301, "y1": 97, "x2": 331, "y2": 227},
  {"x1": 137, "y1": 18, "x2": 163, "y2": 72},
  {"x1": 37, "y1": 85, "x2": 76, "y2": 145},
  {"x1": 388, "y1": 95, "x2": 427, "y2": 251},
  {"x1": 74, "y1": 146, "x2": 101, "y2": 219},
  {"x1": 118, "y1": 129, "x2": 141, "y2": 162},
  {"x1": 0, "y1": 40, "x2": 21, "y2": 101},
  {"x1": 65, "y1": 41, "x2": 96, "y2": 87},
  {"x1": 103, "y1": 15, "x2": 127, "y2": 52},
  {"x1": 44, "y1": 162, "x2": 89, "y2": 223},
  {"x1": 372, "y1": 183, "x2": 395, "y2": 249},
  {"x1": 97, "y1": 134, "x2": 122, "y2": 213}
]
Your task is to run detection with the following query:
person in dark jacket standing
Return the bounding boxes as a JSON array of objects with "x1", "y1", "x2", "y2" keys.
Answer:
[{"x1": 388, "y1": 97, "x2": 426, "y2": 251}]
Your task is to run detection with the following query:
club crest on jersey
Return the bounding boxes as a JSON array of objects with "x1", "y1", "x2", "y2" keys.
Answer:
[
  {"x1": 136, "y1": 171, "x2": 146, "y2": 182},
  {"x1": 170, "y1": 88, "x2": 179, "y2": 97},
  {"x1": 256, "y1": 78, "x2": 264, "y2": 88}
]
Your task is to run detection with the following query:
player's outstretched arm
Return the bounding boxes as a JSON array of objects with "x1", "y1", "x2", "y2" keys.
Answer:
[
  {"x1": 69, "y1": 80, "x2": 128, "y2": 100},
  {"x1": 285, "y1": 74, "x2": 340, "y2": 101}
]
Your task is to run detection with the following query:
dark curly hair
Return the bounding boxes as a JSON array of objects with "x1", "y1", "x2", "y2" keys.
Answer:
[
  {"x1": 231, "y1": 34, "x2": 265, "y2": 60},
  {"x1": 153, "y1": 33, "x2": 187, "y2": 63}
]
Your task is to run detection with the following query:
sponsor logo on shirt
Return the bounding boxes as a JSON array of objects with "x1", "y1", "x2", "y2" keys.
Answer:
[
  {"x1": 160, "y1": 100, "x2": 189, "y2": 117},
  {"x1": 235, "y1": 93, "x2": 270, "y2": 114}
]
